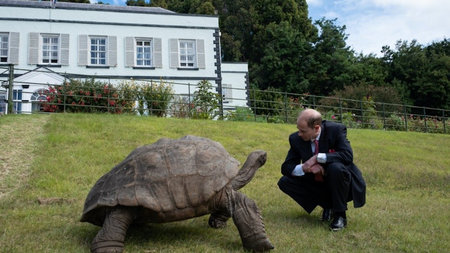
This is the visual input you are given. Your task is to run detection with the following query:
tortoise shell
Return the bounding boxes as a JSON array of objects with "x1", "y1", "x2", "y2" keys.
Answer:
[{"x1": 81, "y1": 136, "x2": 240, "y2": 226}]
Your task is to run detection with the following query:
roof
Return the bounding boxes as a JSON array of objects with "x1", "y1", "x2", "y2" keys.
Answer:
[{"x1": 0, "y1": 0, "x2": 176, "y2": 15}]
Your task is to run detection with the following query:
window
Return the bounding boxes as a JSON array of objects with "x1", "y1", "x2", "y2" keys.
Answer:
[
  {"x1": 222, "y1": 83, "x2": 233, "y2": 103},
  {"x1": 13, "y1": 89, "x2": 22, "y2": 113},
  {"x1": 0, "y1": 91, "x2": 6, "y2": 113},
  {"x1": 179, "y1": 40, "x2": 196, "y2": 68},
  {"x1": 90, "y1": 37, "x2": 107, "y2": 65},
  {"x1": 29, "y1": 33, "x2": 66, "y2": 66},
  {"x1": 42, "y1": 34, "x2": 59, "y2": 64},
  {"x1": 136, "y1": 39, "x2": 152, "y2": 66},
  {"x1": 31, "y1": 89, "x2": 47, "y2": 112},
  {"x1": 0, "y1": 33, "x2": 8, "y2": 62}
]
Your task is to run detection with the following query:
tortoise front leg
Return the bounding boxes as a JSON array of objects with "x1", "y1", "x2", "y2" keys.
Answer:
[
  {"x1": 90, "y1": 207, "x2": 135, "y2": 253},
  {"x1": 231, "y1": 191, "x2": 274, "y2": 252},
  {"x1": 207, "y1": 186, "x2": 232, "y2": 228}
]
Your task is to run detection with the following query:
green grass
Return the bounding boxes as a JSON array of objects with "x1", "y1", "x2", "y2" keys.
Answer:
[{"x1": 0, "y1": 113, "x2": 449, "y2": 253}]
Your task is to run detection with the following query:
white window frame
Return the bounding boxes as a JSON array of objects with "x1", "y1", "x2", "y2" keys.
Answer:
[
  {"x1": 31, "y1": 88, "x2": 48, "y2": 112},
  {"x1": 179, "y1": 39, "x2": 196, "y2": 68},
  {"x1": 41, "y1": 34, "x2": 60, "y2": 64},
  {"x1": 136, "y1": 39, "x2": 153, "y2": 67},
  {"x1": 89, "y1": 36, "x2": 107, "y2": 66},
  {"x1": 13, "y1": 89, "x2": 22, "y2": 113},
  {"x1": 0, "y1": 33, "x2": 8, "y2": 63}
]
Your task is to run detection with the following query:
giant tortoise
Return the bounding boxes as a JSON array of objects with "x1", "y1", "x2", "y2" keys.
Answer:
[{"x1": 81, "y1": 135, "x2": 274, "y2": 252}]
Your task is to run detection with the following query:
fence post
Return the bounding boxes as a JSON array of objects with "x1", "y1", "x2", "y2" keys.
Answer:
[
  {"x1": 7, "y1": 64, "x2": 14, "y2": 114},
  {"x1": 188, "y1": 83, "x2": 191, "y2": 118},
  {"x1": 443, "y1": 109, "x2": 446, "y2": 134},
  {"x1": 63, "y1": 75, "x2": 66, "y2": 113},
  {"x1": 339, "y1": 98, "x2": 343, "y2": 123},
  {"x1": 217, "y1": 81, "x2": 224, "y2": 120},
  {"x1": 423, "y1": 107, "x2": 427, "y2": 133},
  {"x1": 284, "y1": 92, "x2": 288, "y2": 123},
  {"x1": 150, "y1": 81, "x2": 153, "y2": 116},
  {"x1": 382, "y1": 103, "x2": 386, "y2": 129},
  {"x1": 253, "y1": 88, "x2": 257, "y2": 122},
  {"x1": 360, "y1": 100, "x2": 364, "y2": 128},
  {"x1": 404, "y1": 105, "x2": 408, "y2": 131}
]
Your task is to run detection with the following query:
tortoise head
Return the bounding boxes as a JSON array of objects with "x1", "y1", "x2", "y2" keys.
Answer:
[
  {"x1": 231, "y1": 150, "x2": 267, "y2": 191},
  {"x1": 248, "y1": 150, "x2": 267, "y2": 168}
]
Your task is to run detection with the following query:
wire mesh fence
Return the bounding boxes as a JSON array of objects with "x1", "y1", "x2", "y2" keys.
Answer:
[{"x1": 1, "y1": 65, "x2": 448, "y2": 134}]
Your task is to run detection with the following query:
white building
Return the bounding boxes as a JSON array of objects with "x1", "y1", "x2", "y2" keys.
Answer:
[{"x1": 0, "y1": 0, "x2": 249, "y2": 114}]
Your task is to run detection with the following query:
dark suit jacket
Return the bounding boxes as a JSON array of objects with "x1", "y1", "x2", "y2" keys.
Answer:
[{"x1": 281, "y1": 120, "x2": 366, "y2": 208}]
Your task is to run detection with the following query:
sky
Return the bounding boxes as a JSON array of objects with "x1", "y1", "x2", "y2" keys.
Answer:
[{"x1": 92, "y1": 0, "x2": 449, "y2": 56}]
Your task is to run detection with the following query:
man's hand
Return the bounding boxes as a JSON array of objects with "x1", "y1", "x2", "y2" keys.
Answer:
[
  {"x1": 302, "y1": 155, "x2": 317, "y2": 173},
  {"x1": 310, "y1": 164, "x2": 324, "y2": 175}
]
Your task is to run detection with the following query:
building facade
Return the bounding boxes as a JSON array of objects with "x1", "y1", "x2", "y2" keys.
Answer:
[{"x1": 0, "y1": 0, "x2": 248, "y2": 114}]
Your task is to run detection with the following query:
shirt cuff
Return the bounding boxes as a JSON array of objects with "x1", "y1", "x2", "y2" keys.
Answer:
[
  {"x1": 292, "y1": 164, "x2": 305, "y2": 176},
  {"x1": 317, "y1": 153, "x2": 327, "y2": 163}
]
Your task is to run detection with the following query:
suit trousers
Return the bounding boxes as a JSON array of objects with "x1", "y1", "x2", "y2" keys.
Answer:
[{"x1": 278, "y1": 162, "x2": 351, "y2": 213}]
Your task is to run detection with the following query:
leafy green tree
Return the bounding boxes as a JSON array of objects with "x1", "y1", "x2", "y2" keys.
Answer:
[
  {"x1": 126, "y1": 0, "x2": 150, "y2": 6},
  {"x1": 251, "y1": 21, "x2": 312, "y2": 93},
  {"x1": 43, "y1": 0, "x2": 90, "y2": 3},
  {"x1": 382, "y1": 39, "x2": 449, "y2": 111},
  {"x1": 192, "y1": 80, "x2": 220, "y2": 119},
  {"x1": 306, "y1": 18, "x2": 355, "y2": 96}
]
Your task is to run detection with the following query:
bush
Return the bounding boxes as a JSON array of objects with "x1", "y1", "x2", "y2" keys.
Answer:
[
  {"x1": 192, "y1": 80, "x2": 220, "y2": 119},
  {"x1": 170, "y1": 95, "x2": 192, "y2": 118},
  {"x1": 248, "y1": 86, "x2": 284, "y2": 117},
  {"x1": 385, "y1": 114, "x2": 406, "y2": 130},
  {"x1": 139, "y1": 79, "x2": 174, "y2": 117},
  {"x1": 43, "y1": 79, "x2": 132, "y2": 113}
]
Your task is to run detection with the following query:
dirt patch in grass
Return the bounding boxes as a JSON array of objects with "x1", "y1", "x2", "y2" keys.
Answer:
[{"x1": 0, "y1": 114, "x2": 49, "y2": 199}]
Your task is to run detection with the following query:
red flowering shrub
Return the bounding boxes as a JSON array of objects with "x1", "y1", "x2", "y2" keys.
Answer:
[{"x1": 43, "y1": 79, "x2": 134, "y2": 113}]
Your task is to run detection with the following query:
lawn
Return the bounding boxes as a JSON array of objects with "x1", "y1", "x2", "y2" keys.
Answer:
[{"x1": 0, "y1": 113, "x2": 449, "y2": 252}]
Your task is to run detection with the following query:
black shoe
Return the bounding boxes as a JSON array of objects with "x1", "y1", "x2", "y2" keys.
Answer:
[
  {"x1": 330, "y1": 216, "x2": 347, "y2": 231},
  {"x1": 320, "y1": 208, "x2": 332, "y2": 222}
]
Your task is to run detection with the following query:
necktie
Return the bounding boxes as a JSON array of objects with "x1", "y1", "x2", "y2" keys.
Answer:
[
  {"x1": 314, "y1": 139, "x2": 323, "y2": 182},
  {"x1": 314, "y1": 139, "x2": 319, "y2": 155}
]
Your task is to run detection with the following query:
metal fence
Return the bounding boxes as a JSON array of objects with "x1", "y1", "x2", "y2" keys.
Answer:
[{"x1": 1, "y1": 65, "x2": 449, "y2": 134}]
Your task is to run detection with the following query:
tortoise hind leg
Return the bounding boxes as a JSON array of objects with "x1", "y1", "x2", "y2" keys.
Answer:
[
  {"x1": 90, "y1": 207, "x2": 135, "y2": 253},
  {"x1": 232, "y1": 191, "x2": 274, "y2": 252}
]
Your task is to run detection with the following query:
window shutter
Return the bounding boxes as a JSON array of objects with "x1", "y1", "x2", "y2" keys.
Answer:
[
  {"x1": 125, "y1": 37, "x2": 134, "y2": 67},
  {"x1": 9, "y1": 32, "x2": 19, "y2": 65},
  {"x1": 108, "y1": 36, "x2": 117, "y2": 67},
  {"x1": 196, "y1": 39, "x2": 205, "y2": 69},
  {"x1": 78, "y1": 35, "x2": 88, "y2": 66},
  {"x1": 60, "y1": 34, "x2": 69, "y2": 66},
  {"x1": 28, "y1": 32, "x2": 39, "y2": 65},
  {"x1": 153, "y1": 38, "x2": 162, "y2": 68},
  {"x1": 169, "y1": 39, "x2": 178, "y2": 68}
]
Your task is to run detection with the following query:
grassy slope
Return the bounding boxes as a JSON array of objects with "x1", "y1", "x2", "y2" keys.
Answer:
[{"x1": 0, "y1": 113, "x2": 449, "y2": 253}]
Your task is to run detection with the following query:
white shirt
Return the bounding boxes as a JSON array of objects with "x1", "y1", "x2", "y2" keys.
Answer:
[{"x1": 291, "y1": 131, "x2": 327, "y2": 176}]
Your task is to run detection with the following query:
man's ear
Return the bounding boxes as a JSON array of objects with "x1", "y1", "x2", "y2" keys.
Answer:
[{"x1": 314, "y1": 124, "x2": 321, "y2": 133}]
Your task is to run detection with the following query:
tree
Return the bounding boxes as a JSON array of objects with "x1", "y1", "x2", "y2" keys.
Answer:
[
  {"x1": 251, "y1": 21, "x2": 312, "y2": 93},
  {"x1": 126, "y1": 0, "x2": 150, "y2": 6},
  {"x1": 381, "y1": 39, "x2": 449, "y2": 111},
  {"x1": 43, "y1": 0, "x2": 90, "y2": 3},
  {"x1": 306, "y1": 18, "x2": 355, "y2": 96},
  {"x1": 247, "y1": 0, "x2": 316, "y2": 92}
]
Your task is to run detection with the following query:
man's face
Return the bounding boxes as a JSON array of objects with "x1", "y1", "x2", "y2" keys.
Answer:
[{"x1": 297, "y1": 119, "x2": 318, "y2": 141}]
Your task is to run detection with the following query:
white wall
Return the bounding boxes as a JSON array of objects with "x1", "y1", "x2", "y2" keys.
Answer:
[
  {"x1": 0, "y1": 1, "x2": 250, "y2": 114},
  {"x1": 0, "y1": 2, "x2": 219, "y2": 79},
  {"x1": 221, "y1": 62, "x2": 249, "y2": 108}
]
